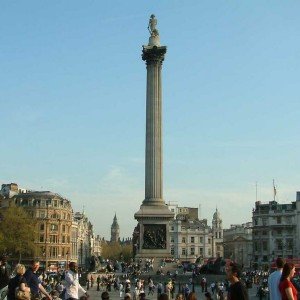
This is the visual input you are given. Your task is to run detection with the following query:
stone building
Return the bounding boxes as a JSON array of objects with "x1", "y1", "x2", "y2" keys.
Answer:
[
  {"x1": 110, "y1": 213, "x2": 120, "y2": 243},
  {"x1": 92, "y1": 235, "x2": 102, "y2": 257},
  {"x1": 212, "y1": 208, "x2": 224, "y2": 258},
  {"x1": 74, "y1": 212, "x2": 93, "y2": 269},
  {"x1": 0, "y1": 184, "x2": 73, "y2": 270},
  {"x1": 168, "y1": 204, "x2": 223, "y2": 262},
  {"x1": 223, "y1": 222, "x2": 252, "y2": 267},
  {"x1": 252, "y1": 192, "x2": 300, "y2": 266}
]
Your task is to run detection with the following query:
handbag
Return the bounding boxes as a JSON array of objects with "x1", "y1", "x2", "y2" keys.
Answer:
[{"x1": 15, "y1": 287, "x2": 31, "y2": 300}]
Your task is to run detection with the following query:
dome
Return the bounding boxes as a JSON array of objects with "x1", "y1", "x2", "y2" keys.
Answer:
[{"x1": 213, "y1": 208, "x2": 221, "y2": 221}]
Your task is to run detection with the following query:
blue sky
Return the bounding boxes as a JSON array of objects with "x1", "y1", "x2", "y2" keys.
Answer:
[{"x1": 1, "y1": 1, "x2": 300, "y2": 239}]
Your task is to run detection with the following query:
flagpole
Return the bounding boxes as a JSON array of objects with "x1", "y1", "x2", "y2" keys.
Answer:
[
  {"x1": 273, "y1": 179, "x2": 276, "y2": 201},
  {"x1": 255, "y1": 182, "x2": 258, "y2": 202}
]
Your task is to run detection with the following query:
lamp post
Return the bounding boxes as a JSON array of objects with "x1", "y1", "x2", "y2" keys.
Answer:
[{"x1": 66, "y1": 251, "x2": 69, "y2": 270}]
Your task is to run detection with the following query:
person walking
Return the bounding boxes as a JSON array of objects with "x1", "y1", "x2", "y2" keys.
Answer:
[
  {"x1": 268, "y1": 257, "x2": 284, "y2": 300},
  {"x1": 226, "y1": 262, "x2": 248, "y2": 300},
  {"x1": 0, "y1": 255, "x2": 11, "y2": 290},
  {"x1": 64, "y1": 262, "x2": 88, "y2": 300},
  {"x1": 24, "y1": 260, "x2": 52, "y2": 300},
  {"x1": 279, "y1": 262, "x2": 298, "y2": 300}
]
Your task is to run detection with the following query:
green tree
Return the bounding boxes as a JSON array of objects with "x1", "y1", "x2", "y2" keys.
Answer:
[
  {"x1": 121, "y1": 244, "x2": 133, "y2": 262},
  {"x1": 100, "y1": 242, "x2": 133, "y2": 262},
  {"x1": 101, "y1": 242, "x2": 122, "y2": 260},
  {"x1": 0, "y1": 203, "x2": 37, "y2": 261}
]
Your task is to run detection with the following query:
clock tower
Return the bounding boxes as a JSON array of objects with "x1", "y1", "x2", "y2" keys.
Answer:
[{"x1": 111, "y1": 213, "x2": 120, "y2": 243}]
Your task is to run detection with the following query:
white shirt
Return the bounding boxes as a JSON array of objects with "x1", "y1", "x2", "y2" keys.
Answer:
[
  {"x1": 64, "y1": 270, "x2": 86, "y2": 300},
  {"x1": 268, "y1": 270, "x2": 282, "y2": 300}
]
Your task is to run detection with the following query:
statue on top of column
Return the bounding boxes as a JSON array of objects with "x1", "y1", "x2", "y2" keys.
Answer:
[{"x1": 148, "y1": 14, "x2": 159, "y2": 37}]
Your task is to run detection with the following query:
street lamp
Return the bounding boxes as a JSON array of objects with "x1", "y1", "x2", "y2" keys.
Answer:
[{"x1": 66, "y1": 251, "x2": 69, "y2": 270}]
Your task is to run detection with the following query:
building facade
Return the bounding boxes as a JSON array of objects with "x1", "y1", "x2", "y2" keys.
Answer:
[
  {"x1": 223, "y1": 222, "x2": 252, "y2": 267},
  {"x1": 74, "y1": 212, "x2": 93, "y2": 269},
  {"x1": 168, "y1": 204, "x2": 223, "y2": 262},
  {"x1": 252, "y1": 192, "x2": 300, "y2": 266},
  {"x1": 0, "y1": 184, "x2": 73, "y2": 270}
]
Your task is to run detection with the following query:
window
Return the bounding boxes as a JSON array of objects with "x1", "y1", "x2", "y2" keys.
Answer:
[
  {"x1": 215, "y1": 232, "x2": 218, "y2": 238},
  {"x1": 219, "y1": 232, "x2": 222, "y2": 238},
  {"x1": 276, "y1": 239, "x2": 283, "y2": 250},
  {"x1": 62, "y1": 236, "x2": 66, "y2": 243},
  {"x1": 62, "y1": 225, "x2": 66, "y2": 232},
  {"x1": 262, "y1": 241, "x2": 268, "y2": 251},
  {"x1": 262, "y1": 218, "x2": 267, "y2": 226},
  {"x1": 40, "y1": 223, "x2": 45, "y2": 231},
  {"x1": 50, "y1": 224, "x2": 58, "y2": 231},
  {"x1": 208, "y1": 238, "x2": 211, "y2": 244},
  {"x1": 39, "y1": 211, "x2": 45, "y2": 218},
  {"x1": 171, "y1": 226, "x2": 174, "y2": 231},
  {"x1": 182, "y1": 237, "x2": 186, "y2": 243},
  {"x1": 287, "y1": 239, "x2": 293, "y2": 250},
  {"x1": 190, "y1": 248, "x2": 195, "y2": 255},
  {"x1": 182, "y1": 248, "x2": 186, "y2": 255},
  {"x1": 39, "y1": 235, "x2": 44, "y2": 243},
  {"x1": 200, "y1": 237, "x2": 203, "y2": 243},
  {"x1": 191, "y1": 237, "x2": 195, "y2": 243},
  {"x1": 254, "y1": 242, "x2": 258, "y2": 251},
  {"x1": 199, "y1": 247, "x2": 203, "y2": 255},
  {"x1": 277, "y1": 216, "x2": 282, "y2": 224},
  {"x1": 50, "y1": 235, "x2": 58, "y2": 243},
  {"x1": 51, "y1": 213, "x2": 60, "y2": 219},
  {"x1": 171, "y1": 248, "x2": 174, "y2": 255},
  {"x1": 170, "y1": 236, "x2": 174, "y2": 243},
  {"x1": 49, "y1": 246, "x2": 58, "y2": 258}
]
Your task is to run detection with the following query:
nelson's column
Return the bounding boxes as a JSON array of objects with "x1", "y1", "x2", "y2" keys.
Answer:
[{"x1": 134, "y1": 15, "x2": 174, "y2": 260}]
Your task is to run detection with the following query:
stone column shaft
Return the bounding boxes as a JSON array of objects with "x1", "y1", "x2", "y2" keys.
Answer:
[{"x1": 145, "y1": 61, "x2": 163, "y2": 204}]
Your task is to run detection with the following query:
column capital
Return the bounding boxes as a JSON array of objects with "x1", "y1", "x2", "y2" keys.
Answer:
[{"x1": 142, "y1": 45, "x2": 167, "y2": 65}]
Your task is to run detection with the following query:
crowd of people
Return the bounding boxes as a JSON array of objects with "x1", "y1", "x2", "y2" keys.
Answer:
[
  {"x1": 3, "y1": 259, "x2": 89, "y2": 300},
  {"x1": 2, "y1": 254, "x2": 300, "y2": 300}
]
